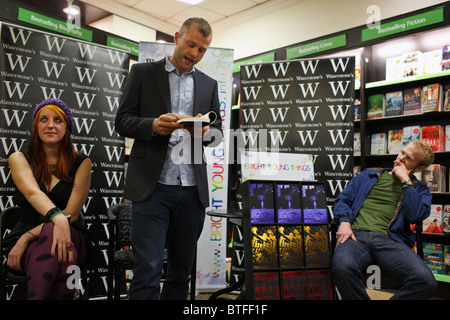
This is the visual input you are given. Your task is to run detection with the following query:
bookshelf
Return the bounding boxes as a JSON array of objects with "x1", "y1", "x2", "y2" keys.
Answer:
[
  {"x1": 241, "y1": 180, "x2": 333, "y2": 300},
  {"x1": 357, "y1": 25, "x2": 450, "y2": 282}
]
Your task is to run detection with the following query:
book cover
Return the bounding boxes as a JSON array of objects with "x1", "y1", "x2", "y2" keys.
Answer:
[
  {"x1": 445, "y1": 245, "x2": 450, "y2": 275},
  {"x1": 442, "y1": 205, "x2": 450, "y2": 236},
  {"x1": 276, "y1": 183, "x2": 302, "y2": 223},
  {"x1": 278, "y1": 225, "x2": 304, "y2": 268},
  {"x1": 304, "y1": 225, "x2": 330, "y2": 268},
  {"x1": 253, "y1": 272, "x2": 280, "y2": 300},
  {"x1": 301, "y1": 183, "x2": 328, "y2": 224},
  {"x1": 401, "y1": 51, "x2": 423, "y2": 78},
  {"x1": 385, "y1": 91, "x2": 403, "y2": 116},
  {"x1": 423, "y1": 243, "x2": 445, "y2": 274},
  {"x1": 423, "y1": 49, "x2": 443, "y2": 74},
  {"x1": 421, "y1": 125, "x2": 445, "y2": 152},
  {"x1": 307, "y1": 270, "x2": 334, "y2": 300},
  {"x1": 370, "y1": 133, "x2": 386, "y2": 155},
  {"x1": 442, "y1": 44, "x2": 450, "y2": 71},
  {"x1": 367, "y1": 94, "x2": 385, "y2": 119},
  {"x1": 251, "y1": 225, "x2": 278, "y2": 269},
  {"x1": 446, "y1": 125, "x2": 450, "y2": 151},
  {"x1": 421, "y1": 83, "x2": 442, "y2": 113},
  {"x1": 385, "y1": 56, "x2": 402, "y2": 81},
  {"x1": 402, "y1": 125, "x2": 421, "y2": 148},
  {"x1": 423, "y1": 204, "x2": 443, "y2": 234},
  {"x1": 422, "y1": 164, "x2": 446, "y2": 192},
  {"x1": 354, "y1": 99, "x2": 361, "y2": 120},
  {"x1": 354, "y1": 131, "x2": 361, "y2": 156},
  {"x1": 387, "y1": 129, "x2": 403, "y2": 154},
  {"x1": 444, "y1": 84, "x2": 450, "y2": 111},
  {"x1": 403, "y1": 87, "x2": 422, "y2": 115},
  {"x1": 281, "y1": 271, "x2": 307, "y2": 300},
  {"x1": 249, "y1": 182, "x2": 275, "y2": 223}
]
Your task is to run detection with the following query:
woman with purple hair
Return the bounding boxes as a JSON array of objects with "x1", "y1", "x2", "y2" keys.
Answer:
[{"x1": 4, "y1": 98, "x2": 91, "y2": 299}]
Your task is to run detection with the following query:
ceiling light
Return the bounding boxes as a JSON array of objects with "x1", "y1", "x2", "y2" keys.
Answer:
[
  {"x1": 63, "y1": 6, "x2": 80, "y2": 16},
  {"x1": 178, "y1": 0, "x2": 203, "y2": 5}
]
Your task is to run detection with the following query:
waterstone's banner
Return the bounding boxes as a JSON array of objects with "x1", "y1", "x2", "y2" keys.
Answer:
[
  {"x1": 138, "y1": 42, "x2": 234, "y2": 291},
  {"x1": 239, "y1": 57, "x2": 356, "y2": 216},
  {"x1": 0, "y1": 22, "x2": 130, "y2": 299}
]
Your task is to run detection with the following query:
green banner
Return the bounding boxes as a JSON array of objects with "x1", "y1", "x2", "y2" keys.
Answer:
[
  {"x1": 286, "y1": 34, "x2": 347, "y2": 59},
  {"x1": 17, "y1": 7, "x2": 93, "y2": 41},
  {"x1": 233, "y1": 53, "x2": 275, "y2": 73},
  {"x1": 361, "y1": 7, "x2": 444, "y2": 42},
  {"x1": 107, "y1": 36, "x2": 139, "y2": 56}
]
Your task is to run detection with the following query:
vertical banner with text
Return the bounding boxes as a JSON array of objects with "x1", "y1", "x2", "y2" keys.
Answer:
[
  {"x1": 0, "y1": 22, "x2": 130, "y2": 298},
  {"x1": 138, "y1": 42, "x2": 234, "y2": 291}
]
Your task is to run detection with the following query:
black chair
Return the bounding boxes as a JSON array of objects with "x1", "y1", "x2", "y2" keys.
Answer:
[
  {"x1": 106, "y1": 202, "x2": 197, "y2": 300},
  {"x1": 107, "y1": 202, "x2": 134, "y2": 300},
  {"x1": 0, "y1": 206, "x2": 27, "y2": 300}
]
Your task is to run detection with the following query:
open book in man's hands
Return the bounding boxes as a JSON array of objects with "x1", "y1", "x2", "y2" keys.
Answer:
[{"x1": 177, "y1": 111, "x2": 217, "y2": 126}]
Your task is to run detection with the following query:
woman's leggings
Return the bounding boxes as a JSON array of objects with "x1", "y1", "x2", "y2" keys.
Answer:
[{"x1": 21, "y1": 222, "x2": 88, "y2": 300}]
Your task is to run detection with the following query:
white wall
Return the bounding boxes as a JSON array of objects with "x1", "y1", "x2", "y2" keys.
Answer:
[
  {"x1": 90, "y1": 14, "x2": 156, "y2": 43},
  {"x1": 211, "y1": 0, "x2": 447, "y2": 60}
]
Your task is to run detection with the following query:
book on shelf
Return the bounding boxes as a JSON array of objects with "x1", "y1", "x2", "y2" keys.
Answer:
[
  {"x1": 251, "y1": 225, "x2": 278, "y2": 269},
  {"x1": 253, "y1": 272, "x2": 280, "y2": 300},
  {"x1": 387, "y1": 129, "x2": 403, "y2": 154},
  {"x1": 276, "y1": 183, "x2": 302, "y2": 223},
  {"x1": 445, "y1": 245, "x2": 450, "y2": 275},
  {"x1": 249, "y1": 182, "x2": 275, "y2": 224},
  {"x1": 423, "y1": 49, "x2": 443, "y2": 74},
  {"x1": 423, "y1": 242, "x2": 445, "y2": 275},
  {"x1": 442, "y1": 44, "x2": 450, "y2": 71},
  {"x1": 442, "y1": 204, "x2": 450, "y2": 236},
  {"x1": 385, "y1": 56, "x2": 403, "y2": 81},
  {"x1": 421, "y1": 125, "x2": 445, "y2": 152},
  {"x1": 306, "y1": 270, "x2": 333, "y2": 300},
  {"x1": 176, "y1": 111, "x2": 217, "y2": 126},
  {"x1": 367, "y1": 94, "x2": 385, "y2": 119},
  {"x1": 423, "y1": 204, "x2": 443, "y2": 234},
  {"x1": 421, "y1": 83, "x2": 443, "y2": 113},
  {"x1": 281, "y1": 271, "x2": 307, "y2": 300},
  {"x1": 354, "y1": 132, "x2": 361, "y2": 156},
  {"x1": 385, "y1": 91, "x2": 403, "y2": 116},
  {"x1": 422, "y1": 164, "x2": 446, "y2": 193},
  {"x1": 301, "y1": 183, "x2": 328, "y2": 224},
  {"x1": 401, "y1": 51, "x2": 423, "y2": 78},
  {"x1": 444, "y1": 84, "x2": 450, "y2": 111},
  {"x1": 446, "y1": 125, "x2": 450, "y2": 151},
  {"x1": 354, "y1": 99, "x2": 361, "y2": 120},
  {"x1": 278, "y1": 225, "x2": 303, "y2": 268},
  {"x1": 304, "y1": 225, "x2": 330, "y2": 268},
  {"x1": 370, "y1": 133, "x2": 386, "y2": 155},
  {"x1": 402, "y1": 125, "x2": 421, "y2": 148},
  {"x1": 403, "y1": 87, "x2": 422, "y2": 115}
]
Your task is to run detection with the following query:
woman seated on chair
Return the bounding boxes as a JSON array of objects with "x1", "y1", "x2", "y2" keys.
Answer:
[{"x1": 4, "y1": 98, "x2": 91, "y2": 300}]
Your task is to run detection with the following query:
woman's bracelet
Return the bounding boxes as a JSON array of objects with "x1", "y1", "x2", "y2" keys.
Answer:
[{"x1": 45, "y1": 207, "x2": 61, "y2": 222}]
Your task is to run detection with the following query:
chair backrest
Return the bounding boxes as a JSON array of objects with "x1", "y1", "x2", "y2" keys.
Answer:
[
  {"x1": 107, "y1": 203, "x2": 132, "y2": 248},
  {"x1": 1, "y1": 206, "x2": 22, "y2": 264}
]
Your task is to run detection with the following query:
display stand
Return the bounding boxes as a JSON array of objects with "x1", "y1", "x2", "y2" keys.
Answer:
[{"x1": 241, "y1": 180, "x2": 333, "y2": 300}]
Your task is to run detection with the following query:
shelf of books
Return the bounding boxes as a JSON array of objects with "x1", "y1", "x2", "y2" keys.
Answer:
[
  {"x1": 355, "y1": 25, "x2": 450, "y2": 283},
  {"x1": 241, "y1": 180, "x2": 333, "y2": 300}
]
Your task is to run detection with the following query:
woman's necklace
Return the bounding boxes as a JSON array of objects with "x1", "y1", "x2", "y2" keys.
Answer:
[{"x1": 49, "y1": 164, "x2": 56, "y2": 175}]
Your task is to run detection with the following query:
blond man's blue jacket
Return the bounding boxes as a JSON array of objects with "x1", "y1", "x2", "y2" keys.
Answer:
[{"x1": 333, "y1": 168, "x2": 432, "y2": 248}]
